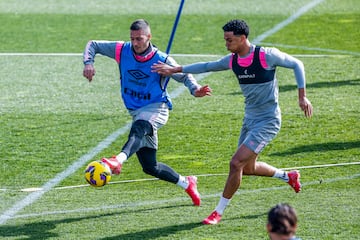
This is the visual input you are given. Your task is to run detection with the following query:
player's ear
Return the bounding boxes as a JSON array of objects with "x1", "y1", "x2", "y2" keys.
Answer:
[
  {"x1": 266, "y1": 223, "x2": 272, "y2": 233},
  {"x1": 240, "y1": 34, "x2": 247, "y2": 42}
]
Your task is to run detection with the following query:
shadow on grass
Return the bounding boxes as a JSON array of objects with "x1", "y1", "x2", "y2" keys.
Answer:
[
  {"x1": 0, "y1": 204, "x2": 197, "y2": 240},
  {"x1": 279, "y1": 78, "x2": 360, "y2": 92},
  {"x1": 270, "y1": 140, "x2": 360, "y2": 156},
  {"x1": 101, "y1": 212, "x2": 268, "y2": 239},
  {"x1": 240, "y1": 212, "x2": 267, "y2": 220},
  {"x1": 100, "y1": 222, "x2": 203, "y2": 240}
]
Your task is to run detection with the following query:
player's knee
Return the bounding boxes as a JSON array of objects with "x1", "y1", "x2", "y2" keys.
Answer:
[
  {"x1": 130, "y1": 120, "x2": 153, "y2": 137},
  {"x1": 243, "y1": 165, "x2": 255, "y2": 175},
  {"x1": 229, "y1": 157, "x2": 248, "y2": 172},
  {"x1": 229, "y1": 159, "x2": 242, "y2": 172}
]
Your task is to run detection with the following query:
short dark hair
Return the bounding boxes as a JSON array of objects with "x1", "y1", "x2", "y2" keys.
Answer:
[
  {"x1": 222, "y1": 19, "x2": 249, "y2": 37},
  {"x1": 268, "y1": 203, "x2": 298, "y2": 235},
  {"x1": 130, "y1": 19, "x2": 151, "y2": 34}
]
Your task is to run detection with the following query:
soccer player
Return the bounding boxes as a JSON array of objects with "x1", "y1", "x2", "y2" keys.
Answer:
[
  {"x1": 267, "y1": 203, "x2": 301, "y2": 240},
  {"x1": 152, "y1": 19, "x2": 313, "y2": 224},
  {"x1": 82, "y1": 19, "x2": 212, "y2": 206}
]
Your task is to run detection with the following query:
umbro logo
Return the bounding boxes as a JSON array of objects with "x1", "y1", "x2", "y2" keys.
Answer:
[{"x1": 128, "y1": 70, "x2": 149, "y2": 80}]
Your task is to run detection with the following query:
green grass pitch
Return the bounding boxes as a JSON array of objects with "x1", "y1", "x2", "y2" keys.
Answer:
[{"x1": 0, "y1": 0, "x2": 359, "y2": 239}]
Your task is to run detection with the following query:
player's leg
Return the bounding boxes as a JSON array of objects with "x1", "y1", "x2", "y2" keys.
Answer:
[
  {"x1": 103, "y1": 103, "x2": 168, "y2": 175},
  {"x1": 136, "y1": 147, "x2": 178, "y2": 182},
  {"x1": 122, "y1": 119, "x2": 153, "y2": 157},
  {"x1": 242, "y1": 158, "x2": 301, "y2": 193},
  {"x1": 223, "y1": 145, "x2": 257, "y2": 198},
  {"x1": 243, "y1": 160, "x2": 277, "y2": 176},
  {"x1": 241, "y1": 118, "x2": 301, "y2": 192},
  {"x1": 136, "y1": 147, "x2": 201, "y2": 206},
  {"x1": 102, "y1": 119, "x2": 153, "y2": 175},
  {"x1": 204, "y1": 118, "x2": 276, "y2": 225},
  {"x1": 243, "y1": 160, "x2": 300, "y2": 192},
  {"x1": 202, "y1": 144, "x2": 256, "y2": 224}
]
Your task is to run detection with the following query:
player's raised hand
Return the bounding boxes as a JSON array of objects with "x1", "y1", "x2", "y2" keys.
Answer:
[
  {"x1": 83, "y1": 64, "x2": 96, "y2": 82},
  {"x1": 194, "y1": 85, "x2": 212, "y2": 97}
]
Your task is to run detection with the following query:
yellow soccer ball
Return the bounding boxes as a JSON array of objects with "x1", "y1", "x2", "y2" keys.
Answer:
[{"x1": 84, "y1": 161, "x2": 111, "y2": 187}]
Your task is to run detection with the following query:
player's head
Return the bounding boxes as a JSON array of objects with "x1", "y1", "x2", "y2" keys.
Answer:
[
  {"x1": 222, "y1": 19, "x2": 250, "y2": 53},
  {"x1": 267, "y1": 203, "x2": 298, "y2": 240},
  {"x1": 130, "y1": 19, "x2": 152, "y2": 54},
  {"x1": 222, "y1": 19, "x2": 249, "y2": 37}
]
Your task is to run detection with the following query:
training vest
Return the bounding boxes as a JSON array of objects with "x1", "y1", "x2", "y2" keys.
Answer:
[
  {"x1": 231, "y1": 46, "x2": 280, "y2": 120},
  {"x1": 231, "y1": 46, "x2": 275, "y2": 85},
  {"x1": 119, "y1": 42, "x2": 169, "y2": 110}
]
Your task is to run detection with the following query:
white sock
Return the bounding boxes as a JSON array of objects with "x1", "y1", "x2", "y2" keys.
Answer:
[
  {"x1": 176, "y1": 175, "x2": 189, "y2": 189},
  {"x1": 215, "y1": 196, "x2": 231, "y2": 215},
  {"x1": 116, "y1": 152, "x2": 128, "y2": 164},
  {"x1": 272, "y1": 169, "x2": 289, "y2": 182}
]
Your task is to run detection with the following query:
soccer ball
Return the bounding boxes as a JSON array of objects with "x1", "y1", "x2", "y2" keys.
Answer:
[{"x1": 84, "y1": 161, "x2": 111, "y2": 187}]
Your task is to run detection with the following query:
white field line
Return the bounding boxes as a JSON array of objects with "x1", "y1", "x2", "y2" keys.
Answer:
[
  {"x1": 0, "y1": 51, "x2": 359, "y2": 57},
  {"x1": 0, "y1": 0, "x2": 337, "y2": 224},
  {"x1": 253, "y1": 0, "x2": 326, "y2": 44},
  {"x1": 9, "y1": 173, "x2": 360, "y2": 220},
  {"x1": 11, "y1": 161, "x2": 359, "y2": 192},
  {"x1": 0, "y1": 53, "x2": 82, "y2": 56},
  {"x1": 260, "y1": 43, "x2": 360, "y2": 56}
]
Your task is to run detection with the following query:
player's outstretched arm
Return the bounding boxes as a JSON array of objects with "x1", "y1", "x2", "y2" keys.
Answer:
[
  {"x1": 152, "y1": 61, "x2": 182, "y2": 76},
  {"x1": 83, "y1": 64, "x2": 96, "y2": 82}
]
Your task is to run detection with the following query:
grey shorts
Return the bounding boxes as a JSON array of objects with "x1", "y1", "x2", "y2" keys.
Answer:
[
  {"x1": 238, "y1": 117, "x2": 281, "y2": 154},
  {"x1": 129, "y1": 102, "x2": 169, "y2": 149}
]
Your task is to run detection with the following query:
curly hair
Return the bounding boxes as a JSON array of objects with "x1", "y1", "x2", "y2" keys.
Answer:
[{"x1": 222, "y1": 19, "x2": 249, "y2": 37}]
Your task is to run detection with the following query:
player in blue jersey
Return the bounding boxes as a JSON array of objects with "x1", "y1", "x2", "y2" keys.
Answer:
[
  {"x1": 83, "y1": 19, "x2": 212, "y2": 206},
  {"x1": 152, "y1": 19, "x2": 313, "y2": 224}
]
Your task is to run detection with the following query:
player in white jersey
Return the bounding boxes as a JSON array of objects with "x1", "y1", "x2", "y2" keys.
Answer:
[
  {"x1": 152, "y1": 19, "x2": 313, "y2": 224},
  {"x1": 83, "y1": 19, "x2": 212, "y2": 207}
]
